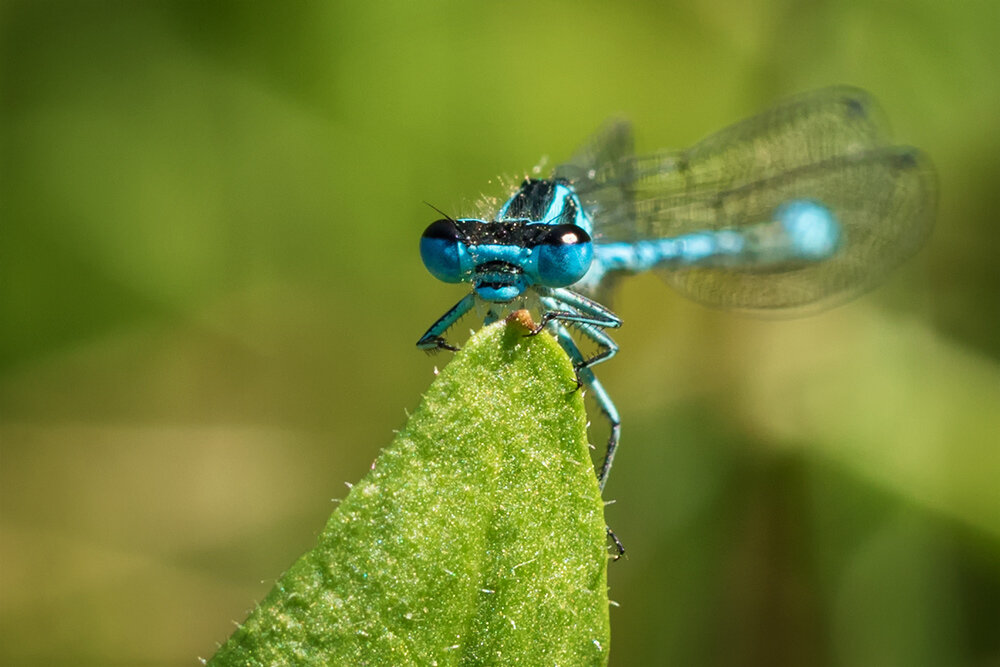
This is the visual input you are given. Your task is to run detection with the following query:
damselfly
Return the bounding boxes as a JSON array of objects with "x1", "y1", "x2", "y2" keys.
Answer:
[{"x1": 416, "y1": 86, "x2": 935, "y2": 494}]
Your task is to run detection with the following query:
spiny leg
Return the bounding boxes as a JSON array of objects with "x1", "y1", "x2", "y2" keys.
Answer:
[
  {"x1": 606, "y1": 526, "x2": 626, "y2": 561},
  {"x1": 541, "y1": 294, "x2": 621, "y2": 488},
  {"x1": 532, "y1": 287, "x2": 622, "y2": 338},
  {"x1": 547, "y1": 288, "x2": 623, "y2": 326},
  {"x1": 551, "y1": 321, "x2": 624, "y2": 559},
  {"x1": 539, "y1": 293, "x2": 620, "y2": 386},
  {"x1": 571, "y1": 321, "x2": 619, "y2": 378},
  {"x1": 576, "y1": 358, "x2": 622, "y2": 492},
  {"x1": 416, "y1": 293, "x2": 476, "y2": 351}
]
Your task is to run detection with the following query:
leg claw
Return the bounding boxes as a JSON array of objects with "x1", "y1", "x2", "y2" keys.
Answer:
[{"x1": 419, "y1": 335, "x2": 460, "y2": 352}]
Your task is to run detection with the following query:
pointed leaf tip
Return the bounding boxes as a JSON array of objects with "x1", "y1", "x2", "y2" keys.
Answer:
[{"x1": 210, "y1": 317, "x2": 610, "y2": 666}]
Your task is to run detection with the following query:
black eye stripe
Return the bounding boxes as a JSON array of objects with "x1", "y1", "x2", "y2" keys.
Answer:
[
  {"x1": 455, "y1": 221, "x2": 535, "y2": 245},
  {"x1": 444, "y1": 221, "x2": 591, "y2": 247}
]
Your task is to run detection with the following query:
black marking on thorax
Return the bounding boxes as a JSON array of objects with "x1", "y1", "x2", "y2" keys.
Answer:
[
  {"x1": 502, "y1": 179, "x2": 556, "y2": 221},
  {"x1": 501, "y1": 178, "x2": 580, "y2": 226}
]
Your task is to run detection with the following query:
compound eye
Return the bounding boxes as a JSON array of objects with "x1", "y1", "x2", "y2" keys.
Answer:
[
  {"x1": 420, "y1": 219, "x2": 465, "y2": 283},
  {"x1": 535, "y1": 224, "x2": 593, "y2": 287}
]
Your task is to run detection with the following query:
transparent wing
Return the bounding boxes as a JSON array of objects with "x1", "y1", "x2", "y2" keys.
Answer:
[
  {"x1": 652, "y1": 148, "x2": 935, "y2": 312},
  {"x1": 566, "y1": 87, "x2": 892, "y2": 242},
  {"x1": 555, "y1": 117, "x2": 635, "y2": 181},
  {"x1": 556, "y1": 87, "x2": 935, "y2": 312}
]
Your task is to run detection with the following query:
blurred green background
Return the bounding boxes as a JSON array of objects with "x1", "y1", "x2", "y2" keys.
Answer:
[{"x1": 1, "y1": 1, "x2": 998, "y2": 665}]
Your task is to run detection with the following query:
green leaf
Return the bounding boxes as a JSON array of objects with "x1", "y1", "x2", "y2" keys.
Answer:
[{"x1": 209, "y1": 316, "x2": 610, "y2": 666}]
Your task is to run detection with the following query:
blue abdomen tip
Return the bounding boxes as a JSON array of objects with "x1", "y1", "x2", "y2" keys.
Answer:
[{"x1": 776, "y1": 199, "x2": 841, "y2": 260}]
